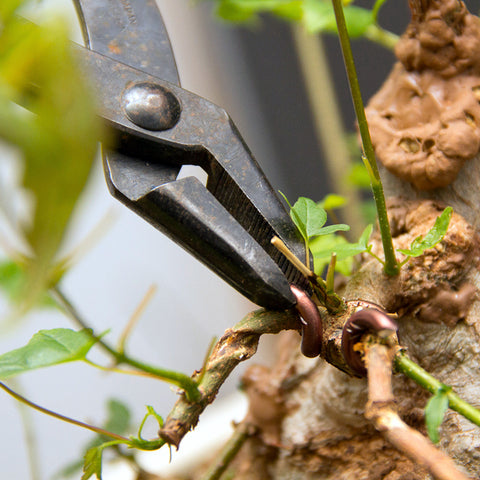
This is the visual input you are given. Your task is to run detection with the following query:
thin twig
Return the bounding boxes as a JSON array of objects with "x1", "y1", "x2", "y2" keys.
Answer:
[
  {"x1": 199, "y1": 422, "x2": 256, "y2": 480},
  {"x1": 0, "y1": 382, "x2": 130, "y2": 443},
  {"x1": 118, "y1": 284, "x2": 157, "y2": 353},
  {"x1": 50, "y1": 286, "x2": 200, "y2": 402},
  {"x1": 331, "y1": 0, "x2": 399, "y2": 276},
  {"x1": 158, "y1": 309, "x2": 300, "y2": 448},
  {"x1": 271, "y1": 236, "x2": 314, "y2": 280},
  {"x1": 394, "y1": 351, "x2": 480, "y2": 429},
  {"x1": 365, "y1": 343, "x2": 471, "y2": 480}
]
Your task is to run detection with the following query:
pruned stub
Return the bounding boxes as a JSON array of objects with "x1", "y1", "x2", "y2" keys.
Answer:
[{"x1": 365, "y1": 0, "x2": 480, "y2": 190}]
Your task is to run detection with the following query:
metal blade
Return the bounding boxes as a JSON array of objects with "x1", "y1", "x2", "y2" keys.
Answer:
[{"x1": 73, "y1": 0, "x2": 179, "y2": 85}]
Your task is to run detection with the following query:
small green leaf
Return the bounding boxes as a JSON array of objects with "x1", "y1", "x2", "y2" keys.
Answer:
[
  {"x1": 358, "y1": 224, "x2": 374, "y2": 248},
  {"x1": 0, "y1": 328, "x2": 96, "y2": 379},
  {"x1": 343, "y1": 6, "x2": 374, "y2": 38},
  {"x1": 425, "y1": 388, "x2": 450, "y2": 444},
  {"x1": 319, "y1": 194, "x2": 347, "y2": 210},
  {"x1": 104, "y1": 399, "x2": 131, "y2": 436},
  {"x1": 82, "y1": 446, "x2": 103, "y2": 480},
  {"x1": 0, "y1": 16, "x2": 102, "y2": 313},
  {"x1": 312, "y1": 224, "x2": 372, "y2": 262},
  {"x1": 0, "y1": 260, "x2": 56, "y2": 308},
  {"x1": 303, "y1": 1, "x2": 374, "y2": 37},
  {"x1": 214, "y1": 0, "x2": 302, "y2": 23},
  {"x1": 0, "y1": 0, "x2": 23, "y2": 21},
  {"x1": 271, "y1": 1, "x2": 303, "y2": 20},
  {"x1": 316, "y1": 223, "x2": 350, "y2": 236},
  {"x1": 310, "y1": 234, "x2": 353, "y2": 276},
  {"x1": 290, "y1": 197, "x2": 327, "y2": 241},
  {"x1": 397, "y1": 207, "x2": 453, "y2": 258},
  {"x1": 347, "y1": 163, "x2": 371, "y2": 189}
]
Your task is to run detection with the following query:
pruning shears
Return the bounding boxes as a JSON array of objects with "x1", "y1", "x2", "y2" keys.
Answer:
[{"x1": 72, "y1": 0, "x2": 311, "y2": 311}]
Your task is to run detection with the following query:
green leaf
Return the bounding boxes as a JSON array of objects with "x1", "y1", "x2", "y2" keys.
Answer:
[
  {"x1": 397, "y1": 207, "x2": 453, "y2": 258},
  {"x1": 104, "y1": 399, "x2": 131, "y2": 436},
  {"x1": 310, "y1": 234, "x2": 353, "y2": 276},
  {"x1": 82, "y1": 446, "x2": 103, "y2": 480},
  {"x1": 214, "y1": 0, "x2": 302, "y2": 23},
  {"x1": 0, "y1": 16, "x2": 102, "y2": 312},
  {"x1": 0, "y1": 328, "x2": 96, "y2": 379},
  {"x1": 0, "y1": 0, "x2": 24, "y2": 21},
  {"x1": 358, "y1": 224, "x2": 374, "y2": 248},
  {"x1": 0, "y1": 260, "x2": 56, "y2": 308},
  {"x1": 425, "y1": 388, "x2": 450, "y2": 444},
  {"x1": 303, "y1": 1, "x2": 374, "y2": 37},
  {"x1": 312, "y1": 224, "x2": 372, "y2": 261},
  {"x1": 290, "y1": 197, "x2": 327, "y2": 241},
  {"x1": 343, "y1": 6, "x2": 374, "y2": 38},
  {"x1": 347, "y1": 162, "x2": 371, "y2": 189},
  {"x1": 315, "y1": 223, "x2": 350, "y2": 236},
  {"x1": 318, "y1": 194, "x2": 347, "y2": 210}
]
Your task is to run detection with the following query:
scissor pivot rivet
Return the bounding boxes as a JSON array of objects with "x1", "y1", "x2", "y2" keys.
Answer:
[{"x1": 122, "y1": 82, "x2": 181, "y2": 131}]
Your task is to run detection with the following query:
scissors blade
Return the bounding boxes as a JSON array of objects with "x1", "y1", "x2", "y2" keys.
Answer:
[
  {"x1": 74, "y1": 0, "x2": 310, "y2": 308},
  {"x1": 73, "y1": 0, "x2": 179, "y2": 84}
]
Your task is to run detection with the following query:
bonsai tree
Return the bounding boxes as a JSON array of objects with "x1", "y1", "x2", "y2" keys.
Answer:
[{"x1": 0, "y1": 1, "x2": 479, "y2": 479}]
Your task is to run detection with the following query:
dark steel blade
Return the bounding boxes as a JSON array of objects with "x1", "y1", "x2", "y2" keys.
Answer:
[
  {"x1": 73, "y1": 0, "x2": 179, "y2": 84},
  {"x1": 74, "y1": 0, "x2": 309, "y2": 308}
]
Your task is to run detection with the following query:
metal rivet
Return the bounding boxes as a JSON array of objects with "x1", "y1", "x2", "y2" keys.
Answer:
[{"x1": 122, "y1": 82, "x2": 181, "y2": 131}]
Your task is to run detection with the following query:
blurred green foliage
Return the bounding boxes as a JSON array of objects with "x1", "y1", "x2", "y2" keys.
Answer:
[
  {"x1": 0, "y1": 1, "x2": 102, "y2": 314},
  {"x1": 204, "y1": 0, "x2": 393, "y2": 41}
]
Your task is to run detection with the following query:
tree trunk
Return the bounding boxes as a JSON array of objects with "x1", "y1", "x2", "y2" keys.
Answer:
[{"x1": 235, "y1": 1, "x2": 480, "y2": 478}]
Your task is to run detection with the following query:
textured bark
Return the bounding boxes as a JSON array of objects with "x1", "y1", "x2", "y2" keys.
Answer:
[{"x1": 234, "y1": 2, "x2": 480, "y2": 478}]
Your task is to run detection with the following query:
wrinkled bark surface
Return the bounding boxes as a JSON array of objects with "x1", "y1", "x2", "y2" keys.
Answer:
[{"x1": 233, "y1": 2, "x2": 480, "y2": 478}]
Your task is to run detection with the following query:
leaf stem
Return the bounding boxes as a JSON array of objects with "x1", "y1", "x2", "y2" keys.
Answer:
[
  {"x1": 395, "y1": 351, "x2": 480, "y2": 429},
  {"x1": 331, "y1": 0, "x2": 399, "y2": 276},
  {"x1": 117, "y1": 284, "x2": 157, "y2": 354},
  {"x1": 365, "y1": 24, "x2": 399, "y2": 50},
  {"x1": 50, "y1": 286, "x2": 201, "y2": 402},
  {"x1": 0, "y1": 381, "x2": 130, "y2": 443}
]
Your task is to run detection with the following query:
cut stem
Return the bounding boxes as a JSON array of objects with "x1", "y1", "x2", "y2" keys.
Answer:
[
  {"x1": 331, "y1": 0, "x2": 399, "y2": 276},
  {"x1": 271, "y1": 236, "x2": 314, "y2": 280},
  {"x1": 271, "y1": 236, "x2": 345, "y2": 313}
]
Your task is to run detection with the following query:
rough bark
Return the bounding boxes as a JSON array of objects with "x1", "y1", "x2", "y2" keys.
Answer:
[{"x1": 233, "y1": 2, "x2": 480, "y2": 478}]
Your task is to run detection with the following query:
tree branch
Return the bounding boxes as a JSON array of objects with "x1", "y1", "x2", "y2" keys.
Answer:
[
  {"x1": 394, "y1": 351, "x2": 480, "y2": 428},
  {"x1": 365, "y1": 342, "x2": 471, "y2": 480},
  {"x1": 158, "y1": 309, "x2": 300, "y2": 448}
]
